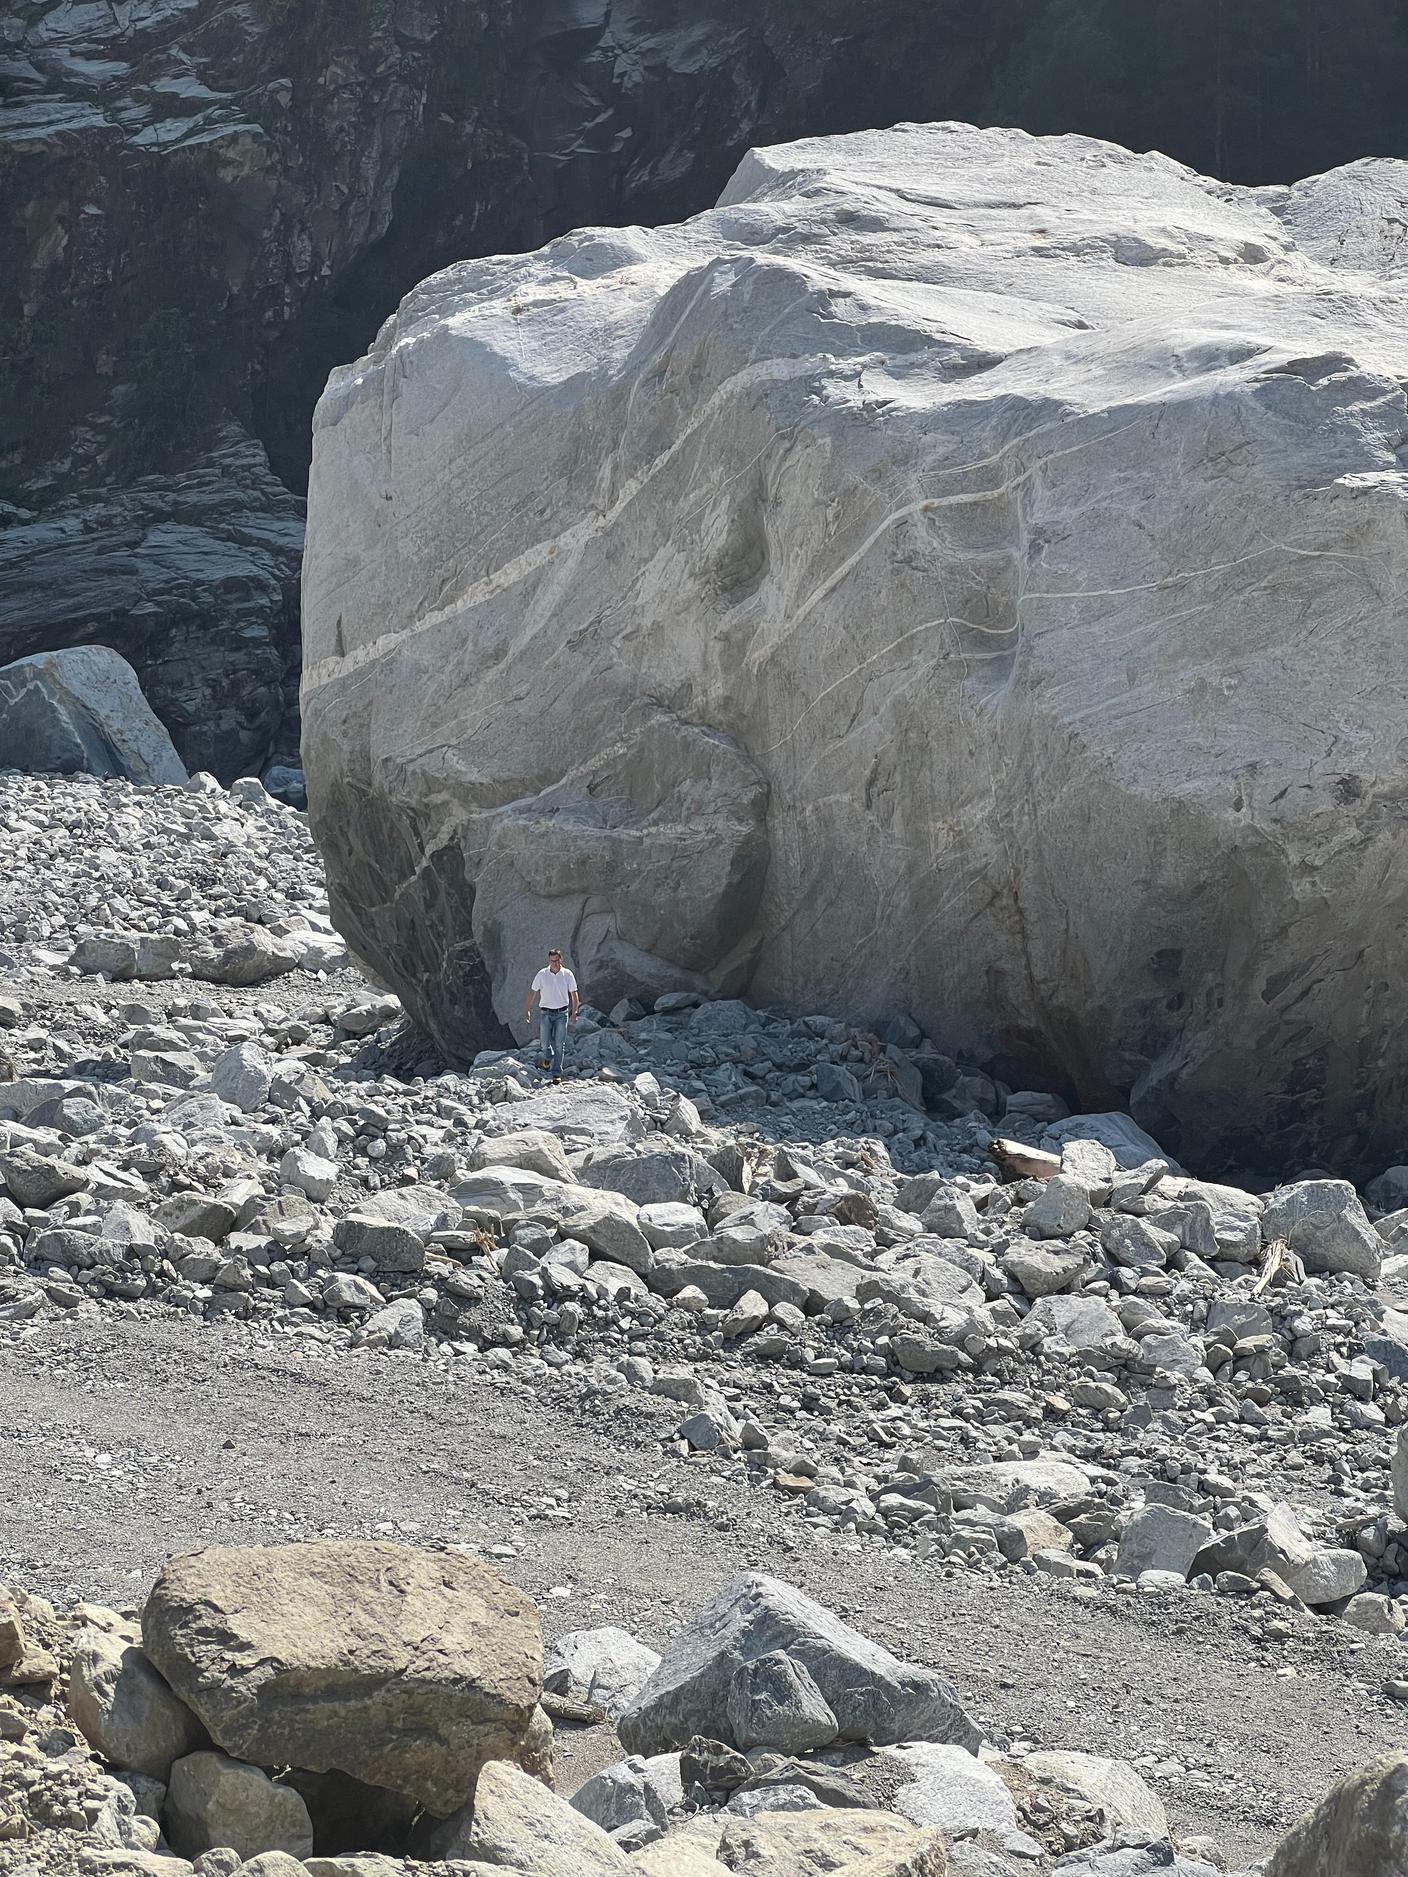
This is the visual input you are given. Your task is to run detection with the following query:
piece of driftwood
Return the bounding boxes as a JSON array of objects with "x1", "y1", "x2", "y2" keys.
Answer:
[
  {"x1": 988, "y1": 1137, "x2": 1061, "y2": 1183},
  {"x1": 540, "y1": 1689, "x2": 606, "y2": 1726},
  {"x1": 1251, "y1": 1236, "x2": 1305, "y2": 1296}
]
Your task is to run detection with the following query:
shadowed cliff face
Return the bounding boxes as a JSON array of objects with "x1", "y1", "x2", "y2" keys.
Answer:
[{"x1": 0, "y1": 0, "x2": 1013, "y2": 775}]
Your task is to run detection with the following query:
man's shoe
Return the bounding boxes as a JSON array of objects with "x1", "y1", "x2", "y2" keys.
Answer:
[
  {"x1": 553, "y1": 1075, "x2": 562, "y2": 1084},
  {"x1": 539, "y1": 1059, "x2": 551, "y2": 1070}
]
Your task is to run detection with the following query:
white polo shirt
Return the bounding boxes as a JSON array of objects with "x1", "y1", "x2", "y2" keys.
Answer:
[{"x1": 532, "y1": 966, "x2": 577, "y2": 1010}]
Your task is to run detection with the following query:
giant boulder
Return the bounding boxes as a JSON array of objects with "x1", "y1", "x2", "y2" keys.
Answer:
[
  {"x1": 141, "y1": 1542, "x2": 542, "y2": 1816},
  {"x1": 303, "y1": 123, "x2": 1408, "y2": 1173}
]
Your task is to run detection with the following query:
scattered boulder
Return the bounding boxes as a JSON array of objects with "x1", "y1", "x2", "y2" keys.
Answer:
[
  {"x1": 572, "y1": 1751, "x2": 683, "y2": 1848},
  {"x1": 724, "y1": 1651, "x2": 839, "y2": 1754},
  {"x1": 885, "y1": 1740, "x2": 1022, "y2": 1840},
  {"x1": 142, "y1": 1542, "x2": 542, "y2": 1815},
  {"x1": 69, "y1": 1625, "x2": 208, "y2": 1781},
  {"x1": 421, "y1": 1758, "x2": 630, "y2": 1874},
  {"x1": 1019, "y1": 1750, "x2": 1168, "y2": 1840},
  {"x1": 190, "y1": 928, "x2": 300, "y2": 987},
  {"x1": 1265, "y1": 1751, "x2": 1408, "y2": 1877},
  {"x1": 1260, "y1": 1180, "x2": 1382, "y2": 1282},
  {"x1": 617, "y1": 1573, "x2": 977, "y2": 1757},
  {"x1": 1115, "y1": 1506, "x2": 1214, "y2": 1583},
  {"x1": 1019, "y1": 1177, "x2": 1091, "y2": 1240},
  {"x1": 543, "y1": 1627, "x2": 662, "y2": 1722},
  {"x1": 331, "y1": 1188, "x2": 458, "y2": 1275}
]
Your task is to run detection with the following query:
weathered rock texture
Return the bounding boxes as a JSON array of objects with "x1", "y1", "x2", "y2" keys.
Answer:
[
  {"x1": 142, "y1": 1541, "x2": 543, "y2": 1815},
  {"x1": 1, "y1": 0, "x2": 1009, "y2": 773},
  {"x1": 302, "y1": 122, "x2": 1408, "y2": 1173}
]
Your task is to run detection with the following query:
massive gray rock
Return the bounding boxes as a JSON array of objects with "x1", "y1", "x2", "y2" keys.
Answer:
[
  {"x1": 0, "y1": 646, "x2": 187, "y2": 786},
  {"x1": 302, "y1": 122, "x2": 1408, "y2": 1173}
]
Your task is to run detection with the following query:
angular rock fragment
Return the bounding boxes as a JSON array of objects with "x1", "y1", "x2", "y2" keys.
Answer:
[
  {"x1": 617, "y1": 1573, "x2": 977, "y2": 1756},
  {"x1": 165, "y1": 1751, "x2": 313, "y2": 1862},
  {"x1": 69, "y1": 1626, "x2": 207, "y2": 1782},
  {"x1": 544, "y1": 1628, "x2": 662, "y2": 1721},
  {"x1": 0, "y1": 647, "x2": 188, "y2": 787},
  {"x1": 1266, "y1": 1751, "x2": 1408, "y2": 1877}
]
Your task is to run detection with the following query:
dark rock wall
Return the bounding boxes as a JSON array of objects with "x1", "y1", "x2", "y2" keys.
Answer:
[
  {"x1": 0, "y1": 0, "x2": 1009, "y2": 774},
  {"x1": 7, "y1": 1, "x2": 1404, "y2": 775}
]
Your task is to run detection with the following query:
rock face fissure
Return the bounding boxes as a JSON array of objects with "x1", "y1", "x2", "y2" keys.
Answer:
[{"x1": 303, "y1": 122, "x2": 1408, "y2": 1175}]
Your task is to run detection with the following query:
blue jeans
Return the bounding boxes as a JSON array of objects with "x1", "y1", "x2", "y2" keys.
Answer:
[{"x1": 539, "y1": 1007, "x2": 568, "y2": 1074}]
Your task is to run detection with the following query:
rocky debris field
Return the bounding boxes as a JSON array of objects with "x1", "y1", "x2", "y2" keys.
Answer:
[
  {"x1": 4, "y1": 1532, "x2": 1408, "y2": 1877},
  {"x1": 6, "y1": 767, "x2": 1408, "y2": 1869}
]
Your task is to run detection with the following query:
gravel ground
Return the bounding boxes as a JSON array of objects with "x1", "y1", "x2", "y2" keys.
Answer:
[{"x1": 1, "y1": 1312, "x2": 1402, "y2": 1866}]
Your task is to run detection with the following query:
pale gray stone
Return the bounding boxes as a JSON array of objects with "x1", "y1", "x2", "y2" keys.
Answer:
[
  {"x1": 1019, "y1": 1750, "x2": 1168, "y2": 1840},
  {"x1": 637, "y1": 1202, "x2": 709, "y2": 1250},
  {"x1": 1115, "y1": 1505, "x2": 1213, "y2": 1582},
  {"x1": 943, "y1": 1457, "x2": 1091, "y2": 1515},
  {"x1": 421, "y1": 1759, "x2": 630, "y2": 1873},
  {"x1": 164, "y1": 1753, "x2": 313, "y2": 1862},
  {"x1": 469, "y1": 1130, "x2": 573, "y2": 1182},
  {"x1": 1281, "y1": 1547, "x2": 1368, "y2": 1607},
  {"x1": 1025, "y1": 1293, "x2": 1126, "y2": 1358},
  {"x1": 205, "y1": 1045, "x2": 273, "y2": 1116},
  {"x1": 69, "y1": 1626, "x2": 207, "y2": 1782},
  {"x1": 302, "y1": 123, "x2": 1408, "y2": 1166},
  {"x1": 884, "y1": 1742, "x2": 1021, "y2": 1839},
  {"x1": 0, "y1": 646, "x2": 188, "y2": 786},
  {"x1": 544, "y1": 1627, "x2": 662, "y2": 1721},
  {"x1": 570, "y1": 1753, "x2": 680, "y2": 1844},
  {"x1": 1022, "y1": 1176, "x2": 1091, "y2": 1240},
  {"x1": 1260, "y1": 1179, "x2": 1382, "y2": 1281}
]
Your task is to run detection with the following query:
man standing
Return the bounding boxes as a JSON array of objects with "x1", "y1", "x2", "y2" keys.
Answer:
[{"x1": 523, "y1": 948, "x2": 579, "y2": 1082}]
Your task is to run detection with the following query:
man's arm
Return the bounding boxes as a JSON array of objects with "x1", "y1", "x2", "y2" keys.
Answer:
[
  {"x1": 569, "y1": 984, "x2": 580, "y2": 1023},
  {"x1": 522, "y1": 981, "x2": 539, "y2": 1025}
]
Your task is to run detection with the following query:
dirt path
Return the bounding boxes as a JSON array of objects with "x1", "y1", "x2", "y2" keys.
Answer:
[{"x1": 1, "y1": 1314, "x2": 1399, "y2": 1863}]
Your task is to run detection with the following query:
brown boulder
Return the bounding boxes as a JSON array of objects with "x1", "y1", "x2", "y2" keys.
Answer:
[
  {"x1": 166, "y1": 1750, "x2": 314, "y2": 1861},
  {"x1": 1266, "y1": 1752, "x2": 1408, "y2": 1877},
  {"x1": 143, "y1": 1541, "x2": 542, "y2": 1815}
]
